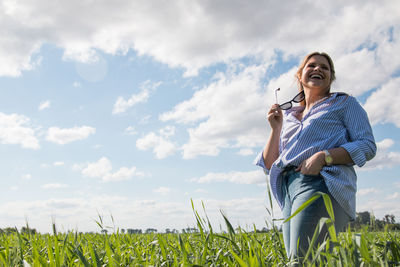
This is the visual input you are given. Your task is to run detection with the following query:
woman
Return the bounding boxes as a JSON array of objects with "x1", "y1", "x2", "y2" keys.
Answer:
[{"x1": 254, "y1": 52, "x2": 376, "y2": 260}]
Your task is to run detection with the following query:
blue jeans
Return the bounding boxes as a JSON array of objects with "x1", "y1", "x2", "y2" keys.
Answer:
[{"x1": 281, "y1": 168, "x2": 350, "y2": 260}]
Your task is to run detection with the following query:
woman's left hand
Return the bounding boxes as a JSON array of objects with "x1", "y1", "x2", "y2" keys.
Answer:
[{"x1": 296, "y1": 152, "x2": 325, "y2": 175}]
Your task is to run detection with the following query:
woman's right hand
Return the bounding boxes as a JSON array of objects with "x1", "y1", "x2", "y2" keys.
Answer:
[
  {"x1": 263, "y1": 104, "x2": 283, "y2": 169},
  {"x1": 267, "y1": 104, "x2": 283, "y2": 130}
]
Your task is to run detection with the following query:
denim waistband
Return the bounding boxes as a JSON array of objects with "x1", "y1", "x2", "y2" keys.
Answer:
[{"x1": 281, "y1": 165, "x2": 297, "y2": 178}]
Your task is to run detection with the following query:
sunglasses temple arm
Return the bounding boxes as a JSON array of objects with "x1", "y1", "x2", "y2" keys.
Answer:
[{"x1": 274, "y1": 88, "x2": 280, "y2": 104}]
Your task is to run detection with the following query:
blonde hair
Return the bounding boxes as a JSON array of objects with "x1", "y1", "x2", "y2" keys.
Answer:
[{"x1": 295, "y1": 52, "x2": 336, "y2": 106}]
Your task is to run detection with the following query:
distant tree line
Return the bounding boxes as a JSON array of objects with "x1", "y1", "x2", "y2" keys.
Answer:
[
  {"x1": 121, "y1": 228, "x2": 196, "y2": 234},
  {"x1": 2, "y1": 212, "x2": 398, "y2": 236},
  {"x1": 350, "y1": 211, "x2": 400, "y2": 230},
  {"x1": 0, "y1": 227, "x2": 37, "y2": 235}
]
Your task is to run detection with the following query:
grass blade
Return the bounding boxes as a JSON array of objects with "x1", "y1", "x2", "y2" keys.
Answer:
[{"x1": 283, "y1": 192, "x2": 322, "y2": 223}]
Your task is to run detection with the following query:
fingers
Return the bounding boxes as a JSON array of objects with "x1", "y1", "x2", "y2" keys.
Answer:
[
  {"x1": 271, "y1": 103, "x2": 280, "y2": 109},
  {"x1": 295, "y1": 163, "x2": 302, "y2": 172},
  {"x1": 268, "y1": 104, "x2": 281, "y2": 115},
  {"x1": 296, "y1": 157, "x2": 323, "y2": 176},
  {"x1": 267, "y1": 104, "x2": 283, "y2": 130}
]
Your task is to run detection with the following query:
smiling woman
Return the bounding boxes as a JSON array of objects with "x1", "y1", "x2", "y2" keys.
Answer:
[{"x1": 255, "y1": 52, "x2": 377, "y2": 262}]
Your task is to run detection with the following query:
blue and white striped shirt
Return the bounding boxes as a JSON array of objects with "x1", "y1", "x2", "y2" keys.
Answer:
[{"x1": 254, "y1": 92, "x2": 376, "y2": 219}]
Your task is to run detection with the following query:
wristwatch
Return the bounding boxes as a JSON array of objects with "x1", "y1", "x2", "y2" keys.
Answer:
[{"x1": 323, "y1": 150, "x2": 333, "y2": 166}]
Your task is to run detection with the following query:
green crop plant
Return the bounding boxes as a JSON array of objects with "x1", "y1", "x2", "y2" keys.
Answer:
[{"x1": 0, "y1": 193, "x2": 399, "y2": 266}]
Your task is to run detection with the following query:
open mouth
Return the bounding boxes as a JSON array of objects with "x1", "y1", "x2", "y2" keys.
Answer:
[{"x1": 310, "y1": 73, "x2": 323, "y2": 80}]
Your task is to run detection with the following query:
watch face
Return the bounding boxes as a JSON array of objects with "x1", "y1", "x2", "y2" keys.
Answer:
[
  {"x1": 324, "y1": 150, "x2": 333, "y2": 165},
  {"x1": 326, "y1": 155, "x2": 333, "y2": 165}
]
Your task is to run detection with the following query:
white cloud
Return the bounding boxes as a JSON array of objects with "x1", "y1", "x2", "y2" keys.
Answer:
[
  {"x1": 153, "y1": 187, "x2": 171, "y2": 195},
  {"x1": 124, "y1": 126, "x2": 137, "y2": 135},
  {"x1": 73, "y1": 81, "x2": 81, "y2": 87},
  {"x1": 41, "y1": 183, "x2": 69, "y2": 189},
  {"x1": 376, "y1": 139, "x2": 394, "y2": 150},
  {"x1": 364, "y1": 77, "x2": 400, "y2": 127},
  {"x1": 159, "y1": 126, "x2": 175, "y2": 137},
  {"x1": 194, "y1": 188, "x2": 208, "y2": 194},
  {"x1": 38, "y1": 100, "x2": 50, "y2": 111},
  {"x1": 1, "y1": 0, "x2": 398, "y2": 79},
  {"x1": 357, "y1": 188, "x2": 381, "y2": 196},
  {"x1": 113, "y1": 90, "x2": 149, "y2": 114},
  {"x1": 237, "y1": 148, "x2": 254, "y2": 156},
  {"x1": 0, "y1": 112, "x2": 40, "y2": 149},
  {"x1": 22, "y1": 174, "x2": 32, "y2": 180},
  {"x1": 136, "y1": 126, "x2": 177, "y2": 159},
  {"x1": 103, "y1": 167, "x2": 139, "y2": 182},
  {"x1": 71, "y1": 163, "x2": 85, "y2": 172},
  {"x1": 334, "y1": 46, "x2": 398, "y2": 96},
  {"x1": 81, "y1": 157, "x2": 112, "y2": 178},
  {"x1": 112, "y1": 80, "x2": 161, "y2": 114},
  {"x1": 46, "y1": 126, "x2": 96, "y2": 145},
  {"x1": 357, "y1": 199, "x2": 400, "y2": 220},
  {"x1": 266, "y1": 67, "x2": 299, "y2": 102},
  {"x1": 75, "y1": 55, "x2": 108, "y2": 82},
  {"x1": 360, "y1": 139, "x2": 400, "y2": 170},
  {"x1": 387, "y1": 192, "x2": 400, "y2": 200},
  {"x1": 139, "y1": 115, "x2": 151, "y2": 125},
  {"x1": 161, "y1": 64, "x2": 270, "y2": 158},
  {"x1": 80, "y1": 157, "x2": 144, "y2": 182},
  {"x1": 190, "y1": 170, "x2": 265, "y2": 185},
  {"x1": 53, "y1": 161, "x2": 64, "y2": 166}
]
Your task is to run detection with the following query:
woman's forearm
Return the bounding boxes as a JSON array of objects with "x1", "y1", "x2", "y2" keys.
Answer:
[
  {"x1": 297, "y1": 146, "x2": 356, "y2": 175},
  {"x1": 328, "y1": 147, "x2": 354, "y2": 165},
  {"x1": 263, "y1": 129, "x2": 281, "y2": 170},
  {"x1": 312, "y1": 147, "x2": 355, "y2": 168}
]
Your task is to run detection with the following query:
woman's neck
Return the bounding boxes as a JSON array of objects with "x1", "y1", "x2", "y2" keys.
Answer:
[{"x1": 303, "y1": 87, "x2": 330, "y2": 110}]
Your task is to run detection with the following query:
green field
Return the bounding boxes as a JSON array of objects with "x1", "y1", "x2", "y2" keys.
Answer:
[
  {"x1": 1, "y1": 220, "x2": 399, "y2": 266},
  {"x1": 1, "y1": 197, "x2": 400, "y2": 266}
]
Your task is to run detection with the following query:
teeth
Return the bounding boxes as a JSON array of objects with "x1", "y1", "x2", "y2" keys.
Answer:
[{"x1": 310, "y1": 74, "x2": 323, "y2": 79}]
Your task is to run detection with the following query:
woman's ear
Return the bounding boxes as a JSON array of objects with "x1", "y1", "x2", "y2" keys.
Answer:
[{"x1": 298, "y1": 71, "x2": 304, "y2": 82}]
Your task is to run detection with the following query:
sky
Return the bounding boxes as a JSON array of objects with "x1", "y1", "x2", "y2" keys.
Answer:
[{"x1": 0, "y1": 0, "x2": 399, "y2": 233}]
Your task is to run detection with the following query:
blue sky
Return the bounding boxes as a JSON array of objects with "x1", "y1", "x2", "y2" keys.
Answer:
[{"x1": 0, "y1": 0, "x2": 399, "y2": 233}]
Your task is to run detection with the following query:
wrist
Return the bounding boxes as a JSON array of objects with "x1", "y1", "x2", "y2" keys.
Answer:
[
  {"x1": 322, "y1": 150, "x2": 333, "y2": 166},
  {"x1": 271, "y1": 126, "x2": 282, "y2": 133},
  {"x1": 317, "y1": 151, "x2": 326, "y2": 166}
]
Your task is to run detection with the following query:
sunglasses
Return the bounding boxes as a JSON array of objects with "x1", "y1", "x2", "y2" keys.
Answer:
[{"x1": 275, "y1": 89, "x2": 305, "y2": 110}]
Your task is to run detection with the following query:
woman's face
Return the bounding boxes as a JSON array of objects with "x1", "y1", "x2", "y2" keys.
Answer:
[{"x1": 300, "y1": 55, "x2": 332, "y2": 92}]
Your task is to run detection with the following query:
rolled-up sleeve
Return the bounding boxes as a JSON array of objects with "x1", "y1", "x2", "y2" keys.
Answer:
[
  {"x1": 340, "y1": 97, "x2": 376, "y2": 167},
  {"x1": 253, "y1": 150, "x2": 270, "y2": 175}
]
